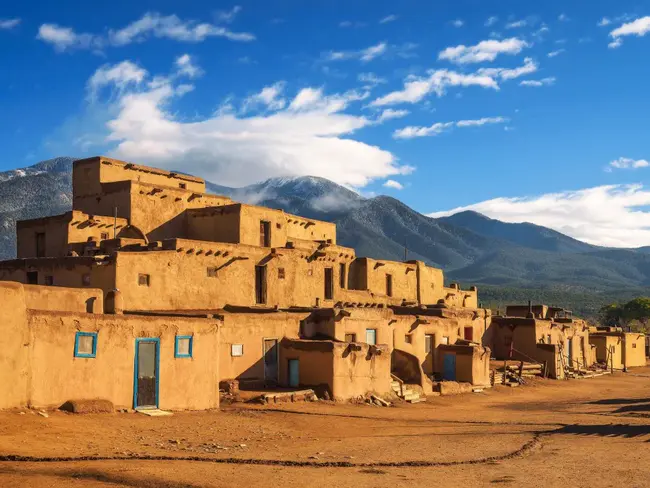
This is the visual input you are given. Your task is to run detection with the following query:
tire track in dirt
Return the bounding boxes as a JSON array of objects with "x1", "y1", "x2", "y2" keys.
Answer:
[{"x1": 0, "y1": 433, "x2": 543, "y2": 469}]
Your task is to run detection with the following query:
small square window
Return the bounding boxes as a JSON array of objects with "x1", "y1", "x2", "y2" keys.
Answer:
[
  {"x1": 74, "y1": 332, "x2": 97, "y2": 358},
  {"x1": 231, "y1": 344, "x2": 244, "y2": 357},
  {"x1": 138, "y1": 274, "x2": 150, "y2": 286},
  {"x1": 345, "y1": 333, "x2": 356, "y2": 343},
  {"x1": 44, "y1": 275, "x2": 54, "y2": 286},
  {"x1": 207, "y1": 267, "x2": 218, "y2": 278},
  {"x1": 278, "y1": 268, "x2": 285, "y2": 279},
  {"x1": 175, "y1": 336, "x2": 193, "y2": 358},
  {"x1": 276, "y1": 223, "x2": 282, "y2": 229},
  {"x1": 82, "y1": 274, "x2": 91, "y2": 286},
  {"x1": 633, "y1": 343, "x2": 637, "y2": 349},
  {"x1": 100, "y1": 232, "x2": 109, "y2": 240},
  {"x1": 405, "y1": 334, "x2": 412, "y2": 344},
  {"x1": 179, "y1": 183, "x2": 187, "y2": 189}
]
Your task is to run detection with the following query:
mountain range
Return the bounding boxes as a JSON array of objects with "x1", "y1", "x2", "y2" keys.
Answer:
[{"x1": 1, "y1": 156, "x2": 649, "y2": 317}]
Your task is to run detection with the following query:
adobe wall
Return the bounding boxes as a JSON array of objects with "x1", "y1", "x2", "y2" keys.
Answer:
[
  {"x1": 284, "y1": 215, "x2": 336, "y2": 245},
  {"x1": 23, "y1": 284, "x2": 104, "y2": 314},
  {"x1": 279, "y1": 340, "x2": 391, "y2": 401},
  {"x1": 414, "y1": 261, "x2": 444, "y2": 304},
  {"x1": 187, "y1": 206, "x2": 241, "y2": 244},
  {"x1": 129, "y1": 182, "x2": 232, "y2": 240},
  {"x1": 490, "y1": 317, "x2": 594, "y2": 372},
  {"x1": 0, "y1": 257, "x2": 116, "y2": 292},
  {"x1": 625, "y1": 333, "x2": 646, "y2": 368},
  {"x1": 17, "y1": 211, "x2": 130, "y2": 259},
  {"x1": 27, "y1": 310, "x2": 220, "y2": 410},
  {"x1": 219, "y1": 311, "x2": 305, "y2": 385},
  {"x1": 278, "y1": 341, "x2": 335, "y2": 394},
  {"x1": 0, "y1": 282, "x2": 30, "y2": 409},
  {"x1": 114, "y1": 240, "x2": 355, "y2": 311},
  {"x1": 439, "y1": 345, "x2": 491, "y2": 386},
  {"x1": 73, "y1": 181, "x2": 133, "y2": 223},
  {"x1": 591, "y1": 333, "x2": 646, "y2": 369},
  {"x1": 17, "y1": 213, "x2": 70, "y2": 259},
  {"x1": 351, "y1": 258, "x2": 419, "y2": 303},
  {"x1": 74, "y1": 157, "x2": 206, "y2": 195}
]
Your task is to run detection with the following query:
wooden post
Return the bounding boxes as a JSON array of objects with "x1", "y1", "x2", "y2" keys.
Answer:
[{"x1": 503, "y1": 359, "x2": 507, "y2": 385}]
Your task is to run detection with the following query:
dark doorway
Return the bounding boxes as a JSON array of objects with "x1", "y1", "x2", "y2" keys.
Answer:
[
  {"x1": 134, "y1": 338, "x2": 159, "y2": 409},
  {"x1": 35, "y1": 232, "x2": 46, "y2": 258},
  {"x1": 339, "y1": 263, "x2": 346, "y2": 289},
  {"x1": 424, "y1": 334, "x2": 434, "y2": 374},
  {"x1": 386, "y1": 274, "x2": 393, "y2": 297},
  {"x1": 324, "y1": 267, "x2": 333, "y2": 300},
  {"x1": 464, "y1": 327, "x2": 474, "y2": 341},
  {"x1": 260, "y1": 221, "x2": 271, "y2": 247},
  {"x1": 26, "y1": 271, "x2": 38, "y2": 285},
  {"x1": 264, "y1": 339, "x2": 279, "y2": 385},
  {"x1": 255, "y1": 265, "x2": 267, "y2": 304}
]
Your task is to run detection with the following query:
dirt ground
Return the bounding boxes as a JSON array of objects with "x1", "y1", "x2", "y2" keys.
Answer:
[{"x1": 2, "y1": 369, "x2": 650, "y2": 487}]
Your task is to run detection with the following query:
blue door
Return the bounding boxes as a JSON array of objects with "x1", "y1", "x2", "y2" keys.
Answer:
[
  {"x1": 443, "y1": 353, "x2": 456, "y2": 381},
  {"x1": 288, "y1": 359, "x2": 300, "y2": 388}
]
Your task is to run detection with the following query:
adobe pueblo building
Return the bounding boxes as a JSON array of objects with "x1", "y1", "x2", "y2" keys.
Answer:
[{"x1": 0, "y1": 156, "x2": 629, "y2": 411}]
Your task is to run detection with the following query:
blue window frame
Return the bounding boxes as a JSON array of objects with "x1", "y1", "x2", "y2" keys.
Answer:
[
  {"x1": 74, "y1": 332, "x2": 97, "y2": 358},
  {"x1": 174, "y1": 335, "x2": 193, "y2": 358}
]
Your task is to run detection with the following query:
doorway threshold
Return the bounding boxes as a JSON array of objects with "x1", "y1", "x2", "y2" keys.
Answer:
[{"x1": 136, "y1": 408, "x2": 173, "y2": 417}]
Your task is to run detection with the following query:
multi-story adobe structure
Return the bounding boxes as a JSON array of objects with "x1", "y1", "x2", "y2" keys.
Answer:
[{"x1": 0, "y1": 156, "x2": 492, "y2": 411}]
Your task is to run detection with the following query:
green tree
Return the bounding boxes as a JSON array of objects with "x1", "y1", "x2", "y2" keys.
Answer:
[
  {"x1": 599, "y1": 303, "x2": 624, "y2": 327},
  {"x1": 622, "y1": 297, "x2": 650, "y2": 332}
]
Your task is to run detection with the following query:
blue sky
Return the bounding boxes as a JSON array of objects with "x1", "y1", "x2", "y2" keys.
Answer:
[{"x1": 1, "y1": 0, "x2": 650, "y2": 247}]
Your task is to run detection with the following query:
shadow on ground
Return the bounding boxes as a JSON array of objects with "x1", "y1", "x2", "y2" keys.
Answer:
[{"x1": 555, "y1": 424, "x2": 650, "y2": 440}]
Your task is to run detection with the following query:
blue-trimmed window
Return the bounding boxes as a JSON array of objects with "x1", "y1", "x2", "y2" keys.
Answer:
[
  {"x1": 74, "y1": 332, "x2": 97, "y2": 358},
  {"x1": 175, "y1": 335, "x2": 193, "y2": 358}
]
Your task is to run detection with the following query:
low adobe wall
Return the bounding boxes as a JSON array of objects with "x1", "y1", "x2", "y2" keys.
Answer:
[
  {"x1": 280, "y1": 339, "x2": 391, "y2": 401},
  {"x1": 23, "y1": 284, "x2": 104, "y2": 314},
  {"x1": 438, "y1": 344, "x2": 491, "y2": 386},
  {"x1": 0, "y1": 281, "x2": 220, "y2": 411},
  {"x1": 28, "y1": 311, "x2": 220, "y2": 410}
]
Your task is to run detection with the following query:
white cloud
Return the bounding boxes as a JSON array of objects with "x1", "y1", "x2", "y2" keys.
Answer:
[
  {"x1": 393, "y1": 116, "x2": 507, "y2": 139},
  {"x1": 36, "y1": 24, "x2": 100, "y2": 52},
  {"x1": 175, "y1": 54, "x2": 203, "y2": 78},
  {"x1": 547, "y1": 49, "x2": 565, "y2": 58},
  {"x1": 215, "y1": 6, "x2": 242, "y2": 23},
  {"x1": 242, "y1": 82, "x2": 286, "y2": 112},
  {"x1": 451, "y1": 19, "x2": 464, "y2": 28},
  {"x1": 339, "y1": 20, "x2": 366, "y2": 28},
  {"x1": 608, "y1": 157, "x2": 649, "y2": 170},
  {"x1": 377, "y1": 109, "x2": 409, "y2": 122},
  {"x1": 371, "y1": 69, "x2": 499, "y2": 106},
  {"x1": 428, "y1": 184, "x2": 650, "y2": 247},
  {"x1": 383, "y1": 179, "x2": 404, "y2": 190},
  {"x1": 485, "y1": 16, "x2": 498, "y2": 27},
  {"x1": 609, "y1": 16, "x2": 650, "y2": 48},
  {"x1": 0, "y1": 18, "x2": 20, "y2": 30},
  {"x1": 608, "y1": 38, "x2": 623, "y2": 49},
  {"x1": 558, "y1": 13, "x2": 570, "y2": 22},
  {"x1": 598, "y1": 17, "x2": 612, "y2": 27},
  {"x1": 109, "y1": 12, "x2": 255, "y2": 45},
  {"x1": 519, "y1": 77, "x2": 556, "y2": 87},
  {"x1": 90, "y1": 60, "x2": 411, "y2": 188},
  {"x1": 478, "y1": 57, "x2": 538, "y2": 81},
  {"x1": 87, "y1": 61, "x2": 147, "y2": 99},
  {"x1": 379, "y1": 15, "x2": 398, "y2": 24},
  {"x1": 358, "y1": 72, "x2": 387, "y2": 86},
  {"x1": 505, "y1": 20, "x2": 527, "y2": 29},
  {"x1": 439, "y1": 38, "x2": 529, "y2": 64},
  {"x1": 38, "y1": 12, "x2": 254, "y2": 52},
  {"x1": 324, "y1": 41, "x2": 387, "y2": 62}
]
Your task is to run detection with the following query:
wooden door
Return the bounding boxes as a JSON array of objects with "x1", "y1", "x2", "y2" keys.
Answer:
[{"x1": 288, "y1": 359, "x2": 300, "y2": 388}]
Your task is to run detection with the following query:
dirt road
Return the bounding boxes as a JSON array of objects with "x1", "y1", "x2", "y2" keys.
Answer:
[{"x1": 2, "y1": 369, "x2": 650, "y2": 487}]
